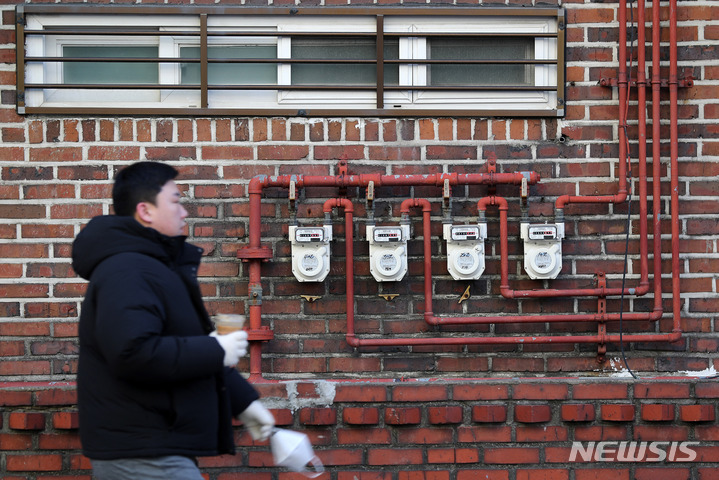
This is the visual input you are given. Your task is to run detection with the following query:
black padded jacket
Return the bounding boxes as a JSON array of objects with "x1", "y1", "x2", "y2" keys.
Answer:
[{"x1": 72, "y1": 215, "x2": 258, "y2": 460}]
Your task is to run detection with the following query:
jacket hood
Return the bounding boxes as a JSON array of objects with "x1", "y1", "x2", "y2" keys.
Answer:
[{"x1": 72, "y1": 215, "x2": 186, "y2": 280}]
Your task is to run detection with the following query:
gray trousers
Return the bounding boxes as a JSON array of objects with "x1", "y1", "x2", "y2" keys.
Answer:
[{"x1": 91, "y1": 455, "x2": 204, "y2": 480}]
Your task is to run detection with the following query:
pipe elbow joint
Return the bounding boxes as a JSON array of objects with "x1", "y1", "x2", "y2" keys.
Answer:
[
  {"x1": 555, "y1": 195, "x2": 570, "y2": 209},
  {"x1": 249, "y1": 175, "x2": 269, "y2": 194},
  {"x1": 323, "y1": 198, "x2": 354, "y2": 214},
  {"x1": 668, "y1": 330, "x2": 683, "y2": 342},
  {"x1": 500, "y1": 286, "x2": 515, "y2": 299}
]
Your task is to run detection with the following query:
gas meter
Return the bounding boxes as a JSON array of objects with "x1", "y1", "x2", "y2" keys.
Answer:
[
  {"x1": 367, "y1": 224, "x2": 409, "y2": 282},
  {"x1": 520, "y1": 222, "x2": 564, "y2": 280},
  {"x1": 443, "y1": 224, "x2": 487, "y2": 281},
  {"x1": 289, "y1": 225, "x2": 332, "y2": 282}
]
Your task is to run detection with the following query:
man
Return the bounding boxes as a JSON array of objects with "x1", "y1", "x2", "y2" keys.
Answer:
[{"x1": 72, "y1": 161, "x2": 274, "y2": 479}]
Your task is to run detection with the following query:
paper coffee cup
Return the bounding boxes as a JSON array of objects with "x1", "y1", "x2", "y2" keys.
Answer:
[{"x1": 212, "y1": 314, "x2": 246, "y2": 335}]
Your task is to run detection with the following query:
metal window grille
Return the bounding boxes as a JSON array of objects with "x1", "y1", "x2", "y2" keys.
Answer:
[{"x1": 16, "y1": 5, "x2": 565, "y2": 117}]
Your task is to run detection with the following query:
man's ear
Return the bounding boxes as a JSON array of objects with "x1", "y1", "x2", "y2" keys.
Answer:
[{"x1": 134, "y1": 202, "x2": 154, "y2": 226}]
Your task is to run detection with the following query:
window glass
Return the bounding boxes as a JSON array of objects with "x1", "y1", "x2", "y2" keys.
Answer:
[
  {"x1": 63, "y1": 45, "x2": 158, "y2": 84},
  {"x1": 290, "y1": 37, "x2": 399, "y2": 86},
  {"x1": 179, "y1": 45, "x2": 277, "y2": 85},
  {"x1": 427, "y1": 37, "x2": 534, "y2": 86}
]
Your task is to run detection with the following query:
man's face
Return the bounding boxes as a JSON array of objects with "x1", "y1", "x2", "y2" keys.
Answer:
[{"x1": 140, "y1": 180, "x2": 188, "y2": 237}]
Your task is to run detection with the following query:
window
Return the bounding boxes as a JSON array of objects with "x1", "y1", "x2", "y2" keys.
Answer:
[{"x1": 16, "y1": 5, "x2": 565, "y2": 116}]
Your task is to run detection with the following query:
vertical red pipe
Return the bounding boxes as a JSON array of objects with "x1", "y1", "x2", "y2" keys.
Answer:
[
  {"x1": 246, "y1": 177, "x2": 267, "y2": 380},
  {"x1": 636, "y1": 0, "x2": 651, "y2": 292},
  {"x1": 669, "y1": 0, "x2": 682, "y2": 335},
  {"x1": 651, "y1": 0, "x2": 664, "y2": 317},
  {"x1": 400, "y1": 198, "x2": 433, "y2": 322},
  {"x1": 322, "y1": 198, "x2": 356, "y2": 347}
]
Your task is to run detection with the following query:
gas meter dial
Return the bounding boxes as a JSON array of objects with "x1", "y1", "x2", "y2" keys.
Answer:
[
  {"x1": 289, "y1": 225, "x2": 332, "y2": 282},
  {"x1": 367, "y1": 225, "x2": 409, "y2": 282},
  {"x1": 443, "y1": 224, "x2": 487, "y2": 281},
  {"x1": 520, "y1": 222, "x2": 564, "y2": 280}
]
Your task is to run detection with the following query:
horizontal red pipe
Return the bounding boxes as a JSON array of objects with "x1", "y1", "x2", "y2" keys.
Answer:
[{"x1": 249, "y1": 171, "x2": 539, "y2": 194}]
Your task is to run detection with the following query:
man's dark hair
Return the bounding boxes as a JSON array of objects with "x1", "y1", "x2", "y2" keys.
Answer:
[{"x1": 112, "y1": 161, "x2": 179, "y2": 217}]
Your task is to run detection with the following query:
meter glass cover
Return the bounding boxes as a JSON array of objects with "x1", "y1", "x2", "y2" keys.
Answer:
[
  {"x1": 296, "y1": 227, "x2": 324, "y2": 243},
  {"x1": 534, "y1": 250, "x2": 552, "y2": 270},
  {"x1": 300, "y1": 253, "x2": 320, "y2": 274},
  {"x1": 456, "y1": 251, "x2": 477, "y2": 271},
  {"x1": 451, "y1": 226, "x2": 480, "y2": 241},
  {"x1": 373, "y1": 227, "x2": 403, "y2": 242},
  {"x1": 379, "y1": 253, "x2": 399, "y2": 272}
]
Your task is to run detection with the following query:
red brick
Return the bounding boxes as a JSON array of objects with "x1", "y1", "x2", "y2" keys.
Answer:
[
  {"x1": 561, "y1": 403, "x2": 595, "y2": 422},
  {"x1": 600, "y1": 404, "x2": 635, "y2": 422},
  {"x1": 52, "y1": 411, "x2": 79, "y2": 430},
  {"x1": 337, "y1": 427, "x2": 391, "y2": 445},
  {"x1": 9, "y1": 412, "x2": 46, "y2": 430},
  {"x1": 342, "y1": 407, "x2": 379, "y2": 425},
  {"x1": 635, "y1": 382, "x2": 691, "y2": 399},
  {"x1": 398, "y1": 473, "x2": 449, "y2": 480},
  {"x1": 87, "y1": 146, "x2": 140, "y2": 161},
  {"x1": 484, "y1": 447, "x2": 540, "y2": 464},
  {"x1": 34, "y1": 389, "x2": 77, "y2": 406},
  {"x1": 428, "y1": 406, "x2": 463, "y2": 424},
  {"x1": 456, "y1": 471, "x2": 508, "y2": 480},
  {"x1": 681, "y1": 404, "x2": 716, "y2": 422},
  {"x1": 0, "y1": 433, "x2": 33, "y2": 450},
  {"x1": 392, "y1": 385, "x2": 448, "y2": 402},
  {"x1": 514, "y1": 405, "x2": 552, "y2": 423},
  {"x1": 472, "y1": 405, "x2": 507, "y2": 423},
  {"x1": 641, "y1": 404, "x2": 675, "y2": 421},
  {"x1": 633, "y1": 467, "x2": 693, "y2": 480},
  {"x1": 453, "y1": 384, "x2": 509, "y2": 401},
  {"x1": 516, "y1": 470, "x2": 570, "y2": 480},
  {"x1": 696, "y1": 383, "x2": 719, "y2": 398},
  {"x1": 574, "y1": 469, "x2": 630, "y2": 480},
  {"x1": 633, "y1": 425, "x2": 690, "y2": 441},
  {"x1": 428, "y1": 448, "x2": 479, "y2": 464},
  {"x1": 457, "y1": 426, "x2": 512, "y2": 443},
  {"x1": 397, "y1": 427, "x2": 453, "y2": 445},
  {"x1": 385, "y1": 407, "x2": 421, "y2": 425},
  {"x1": 299, "y1": 408, "x2": 336, "y2": 426},
  {"x1": 6, "y1": 454, "x2": 62, "y2": 472},
  {"x1": 514, "y1": 384, "x2": 568, "y2": 400},
  {"x1": 337, "y1": 473, "x2": 391, "y2": 480},
  {"x1": 368, "y1": 448, "x2": 423, "y2": 465},
  {"x1": 516, "y1": 426, "x2": 568, "y2": 442}
]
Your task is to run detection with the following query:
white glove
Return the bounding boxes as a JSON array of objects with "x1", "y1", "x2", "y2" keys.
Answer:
[
  {"x1": 239, "y1": 400, "x2": 275, "y2": 442},
  {"x1": 210, "y1": 331, "x2": 248, "y2": 367}
]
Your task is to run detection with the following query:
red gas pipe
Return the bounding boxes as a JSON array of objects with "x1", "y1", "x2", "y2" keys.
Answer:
[{"x1": 239, "y1": 0, "x2": 684, "y2": 375}]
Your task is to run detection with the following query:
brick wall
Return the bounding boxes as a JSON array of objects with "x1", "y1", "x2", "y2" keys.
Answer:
[
  {"x1": 1, "y1": 0, "x2": 718, "y2": 475},
  {"x1": 0, "y1": 0, "x2": 718, "y2": 378},
  {"x1": 2, "y1": 379, "x2": 719, "y2": 478}
]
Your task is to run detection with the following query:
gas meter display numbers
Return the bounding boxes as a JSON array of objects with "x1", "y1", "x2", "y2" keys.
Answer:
[
  {"x1": 528, "y1": 225, "x2": 557, "y2": 241},
  {"x1": 373, "y1": 227, "x2": 403, "y2": 243},
  {"x1": 295, "y1": 227, "x2": 325, "y2": 243},
  {"x1": 450, "y1": 226, "x2": 480, "y2": 241}
]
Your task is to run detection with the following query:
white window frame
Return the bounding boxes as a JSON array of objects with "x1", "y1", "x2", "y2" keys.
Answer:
[{"x1": 19, "y1": 6, "x2": 564, "y2": 116}]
